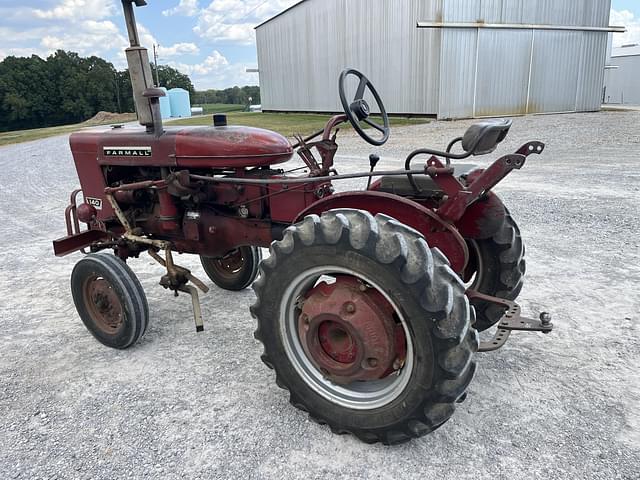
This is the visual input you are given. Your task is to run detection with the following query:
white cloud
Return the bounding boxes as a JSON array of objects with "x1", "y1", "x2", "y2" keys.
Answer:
[
  {"x1": 167, "y1": 50, "x2": 258, "y2": 88},
  {"x1": 611, "y1": 9, "x2": 640, "y2": 47},
  {"x1": 41, "y1": 20, "x2": 128, "y2": 58},
  {"x1": 158, "y1": 43, "x2": 200, "y2": 57},
  {"x1": 136, "y1": 24, "x2": 158, "y2": 50},
  {"x1": 163, "y1": 0, "x2": 200, "y2": 17},
  {"x1": 169, "y1": 50, "x2": 228, "y2": 75},
  {"x1": 1, "y1": 0, "x2": 290, "y2": 88},
  {"x1": 0, "y1": 1, "x2": 129, "y2": 61},
  {"x1": 33, "y1": 0, "x2": 118, "y2": 20},
  {"x1": 194, "y1": 0, "x2": 299, "y2": 44},
  {"x1": 0, "y1": 47, "x2": 51, "y2": 61}
]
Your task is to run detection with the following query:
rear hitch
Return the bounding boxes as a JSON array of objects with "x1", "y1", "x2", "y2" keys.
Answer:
[{"x1": 466, "y1": 290, "x2": 553, "y2": 352}]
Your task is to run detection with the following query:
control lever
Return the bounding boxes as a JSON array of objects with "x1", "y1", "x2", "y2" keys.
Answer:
[{"x1": 366, "y1": 154, "x2": 380, "y2": 190}]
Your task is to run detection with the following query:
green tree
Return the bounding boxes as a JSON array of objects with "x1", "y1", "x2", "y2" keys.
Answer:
[
  {"x1": 0, "y1": 49, "x2": 262, "y2": 132},
  {"x1": 0, "y1": 55, "x2": 55, "y2": 130},
  {"x1": 82, "y1": 56, "x2": 119, "y2": 114},
  {"x1": 192, "y1": 86, "x2": 261, "y2": 106}
]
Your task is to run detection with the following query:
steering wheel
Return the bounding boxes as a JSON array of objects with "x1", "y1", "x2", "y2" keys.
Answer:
[{"x1": 338, "y1": 69, "x2": 390, "y2": 146}]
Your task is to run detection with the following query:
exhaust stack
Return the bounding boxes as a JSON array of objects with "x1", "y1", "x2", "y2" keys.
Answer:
[{"x1": 121, "y1": 0, "x2": 164, "y2": 135}]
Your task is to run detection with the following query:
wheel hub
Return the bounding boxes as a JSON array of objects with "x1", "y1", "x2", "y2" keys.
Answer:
[
  {"x1": 298, "y1": 276, "x2": 406, "y2": 385},
  {"x1": 85, "y1": 277, "x2": 123, "y2": 332},
  {"x1": 217, "y1": 249, "x2": 244, "y2": 273}
]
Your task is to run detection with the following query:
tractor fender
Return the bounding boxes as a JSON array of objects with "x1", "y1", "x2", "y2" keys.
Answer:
[
  {"x1": 295, "y1": 191, "x2": 469, "y2": 274},
  {"x1": 455, "y1": 191, "x2": 507, "y2": 240}
]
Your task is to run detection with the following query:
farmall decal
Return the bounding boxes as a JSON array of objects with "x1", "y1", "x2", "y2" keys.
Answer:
[{"x1": 103, "y1": 146, "x2": 152, "y2": 157}]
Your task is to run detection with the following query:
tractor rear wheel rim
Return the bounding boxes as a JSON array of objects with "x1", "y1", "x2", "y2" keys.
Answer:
[
  {"x1": 83, "y1": 275, "x2": 124, "y2": 334},
  {"x1": 280, "y1": 266, "x2": 414, "y2": 410}
]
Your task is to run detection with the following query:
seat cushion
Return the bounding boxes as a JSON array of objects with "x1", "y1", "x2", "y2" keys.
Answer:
[{"x1": 376, "y1": 164, "x2": 478, "y2": 197}]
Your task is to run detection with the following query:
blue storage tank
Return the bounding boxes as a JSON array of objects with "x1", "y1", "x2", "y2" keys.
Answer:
[
  {"x1": 159, "y1": 87, "x2": 172, "y2": 119},
  {"x1": 168, "y1": 88, "x2": 191, "y2": 118}
]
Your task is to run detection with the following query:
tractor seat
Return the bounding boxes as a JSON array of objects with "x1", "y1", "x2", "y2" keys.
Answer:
[
  {"x1": 462, "y1": 119, "x2": 511, "y2": 155},
  {"x1": 376, "y1": 164, "x2": 477, "y2": 197}
]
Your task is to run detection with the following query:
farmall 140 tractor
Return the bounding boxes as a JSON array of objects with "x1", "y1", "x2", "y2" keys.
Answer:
[{"x1": 53, "y1": 0, "x2": 553, "y2": 444}]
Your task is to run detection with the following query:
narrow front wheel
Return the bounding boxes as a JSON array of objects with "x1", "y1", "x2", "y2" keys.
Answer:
[{"x1": 71, "y1": 253, "x2": 149, "y2": 349}]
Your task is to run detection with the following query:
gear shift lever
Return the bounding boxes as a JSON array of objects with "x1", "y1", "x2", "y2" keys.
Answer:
[{"x1": 367, "y1": 154, "x2": 380, "y2": 190}]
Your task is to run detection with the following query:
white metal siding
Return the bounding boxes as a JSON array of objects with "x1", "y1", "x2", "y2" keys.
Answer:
[
  {"x1": 528, "y1": 31, "x2": 583, "y2": 113},
  {"x1": 257, "y1": 0, "x2": 612, "y2": 118},
  {"x1": 474, "y1": 29, "x2": 532, "y2": 116},
  {"x1": 438, "y1": 29, "x2": 477, "y2": 118},
  {"x1": 257, "y1": 0, "x2": 443, "y2": 115},
  {"x1": 441, "y1": 0, "x2": 611, "y2": 26},
  {"x1": 574, "y1": 32, "x2": 609, "y2": 111},
  {"x1": 437, "y1": 0, "x2": 611, "y2": 118},
  {"x1": 604, "y1": 54, "x2": 640, "y2": 105}
]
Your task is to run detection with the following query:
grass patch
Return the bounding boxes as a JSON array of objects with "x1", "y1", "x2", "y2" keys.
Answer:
[
  {"x1": 194, "y1": 103, "x2": 247, "y2": 114},
  {"x1": 1, "y1": 111, "x2": 428, "y2": 147},
  {"x1": 169, "y1": 112, "x2": 428, "y2": 138},
  {"x1": 0, "y1": 113, "x2": 137, "y2": 147}
]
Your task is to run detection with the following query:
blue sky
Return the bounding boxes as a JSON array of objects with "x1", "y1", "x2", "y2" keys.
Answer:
[{"x1": 0, "y1": 1, "x2": 638, "y2": 90}]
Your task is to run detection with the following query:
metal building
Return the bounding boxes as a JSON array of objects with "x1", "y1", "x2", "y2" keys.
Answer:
[
  {"x1": 604, "y1": 44, "x2": 640, "y2": 105},
  {"x1": 255, "y1": 0, "x2": 623, "y2": 119}
]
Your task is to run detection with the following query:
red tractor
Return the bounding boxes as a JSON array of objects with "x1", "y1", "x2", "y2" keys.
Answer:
[{"x1": 54, "y1": 0, "x2": 552, "y2": 444}]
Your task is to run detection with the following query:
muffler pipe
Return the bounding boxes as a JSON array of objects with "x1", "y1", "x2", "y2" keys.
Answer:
[{"x1": 121, "y1": 0, "x2": 161, "y2": 134}]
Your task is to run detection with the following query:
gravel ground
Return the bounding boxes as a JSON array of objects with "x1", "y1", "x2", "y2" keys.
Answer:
[{"x1": 0, "y1": 111, "x2": 638, "y2": 479}]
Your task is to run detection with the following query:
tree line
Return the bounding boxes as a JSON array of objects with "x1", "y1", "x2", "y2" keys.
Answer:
[
  {"x1": 192, "y1": 86, "x2": 261, "y2": 107},
  {"x1": 0, "y1": 50, "x2": 260, "y2": 132}
]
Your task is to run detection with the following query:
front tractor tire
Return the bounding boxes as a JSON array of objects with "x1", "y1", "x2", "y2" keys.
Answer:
[
  {"x1": 251, "y1": 210, "x2": 478, "y2": 444},
  {"x1": 71, "y1": 253, "x2": 149, "y2": 349},
  {"x1": 200, "y1": 246, "x2": 261, "y2": 291}
]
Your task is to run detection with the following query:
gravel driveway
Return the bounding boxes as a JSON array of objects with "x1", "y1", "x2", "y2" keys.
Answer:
[{"x1": 0, "y1": 111, "x2": 638, "y2": 479}]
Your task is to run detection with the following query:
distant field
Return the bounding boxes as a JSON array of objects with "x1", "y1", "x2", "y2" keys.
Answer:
[
  {"x1": 0, "y1": 113, "x2": 137, "y2": 147},
  {"x1": 169, "y1": 112, "x2": 429, "y2": 138},
  {"x1": 193, "y1": 103, "x2": 246, "y2": 114},
  {"x1": 0, "y1": 111, "x2": 428, "y2": 147}
]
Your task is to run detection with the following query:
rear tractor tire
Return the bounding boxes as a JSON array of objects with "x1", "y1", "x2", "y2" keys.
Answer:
[
  {"x1": 71, "y1": 252, "x2": 149, "y2": 349},
  {"x1": 251, "y1": 209, "x2": 478, "y2": 445},
  {"x1": 200, "y1": 246, "x2": 261, "y2": 291},
  {"x1": 464, "y1": 212, "x2": 526, "y2": 332}
]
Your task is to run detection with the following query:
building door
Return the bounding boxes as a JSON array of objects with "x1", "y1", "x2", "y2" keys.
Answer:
[{"x1": 473, "y1": 29, "x2": 533, "y2": 117}]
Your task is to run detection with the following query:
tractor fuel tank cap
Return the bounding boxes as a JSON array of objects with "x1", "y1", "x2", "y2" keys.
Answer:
[{"x1": 213, "y1": 114, "x2": 228, "y2": 127}]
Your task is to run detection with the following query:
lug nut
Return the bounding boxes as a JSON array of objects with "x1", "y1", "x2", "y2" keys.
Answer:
[
  {"x1": 366, "y1": 358, "x2": 378, "y2": 368},
  {"x1": 344, "y1": 302, "x2": 356, "y2": 314}
]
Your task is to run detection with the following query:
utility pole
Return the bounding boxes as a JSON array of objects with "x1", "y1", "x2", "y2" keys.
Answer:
[
  {"x1": 153, "y1": 44, "x2": 160, "y2": 86},
  {"x1": 115, "y1": 73, "x2": 122, "y2": 113}
]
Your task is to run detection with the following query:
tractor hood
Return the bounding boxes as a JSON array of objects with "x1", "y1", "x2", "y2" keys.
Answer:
[
  {"x1": 70, "y1": 125, "x2": 294, "y2": 169},
  {"x1": 175, "y1": 126, "x2": 294, "y2": 168}
]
